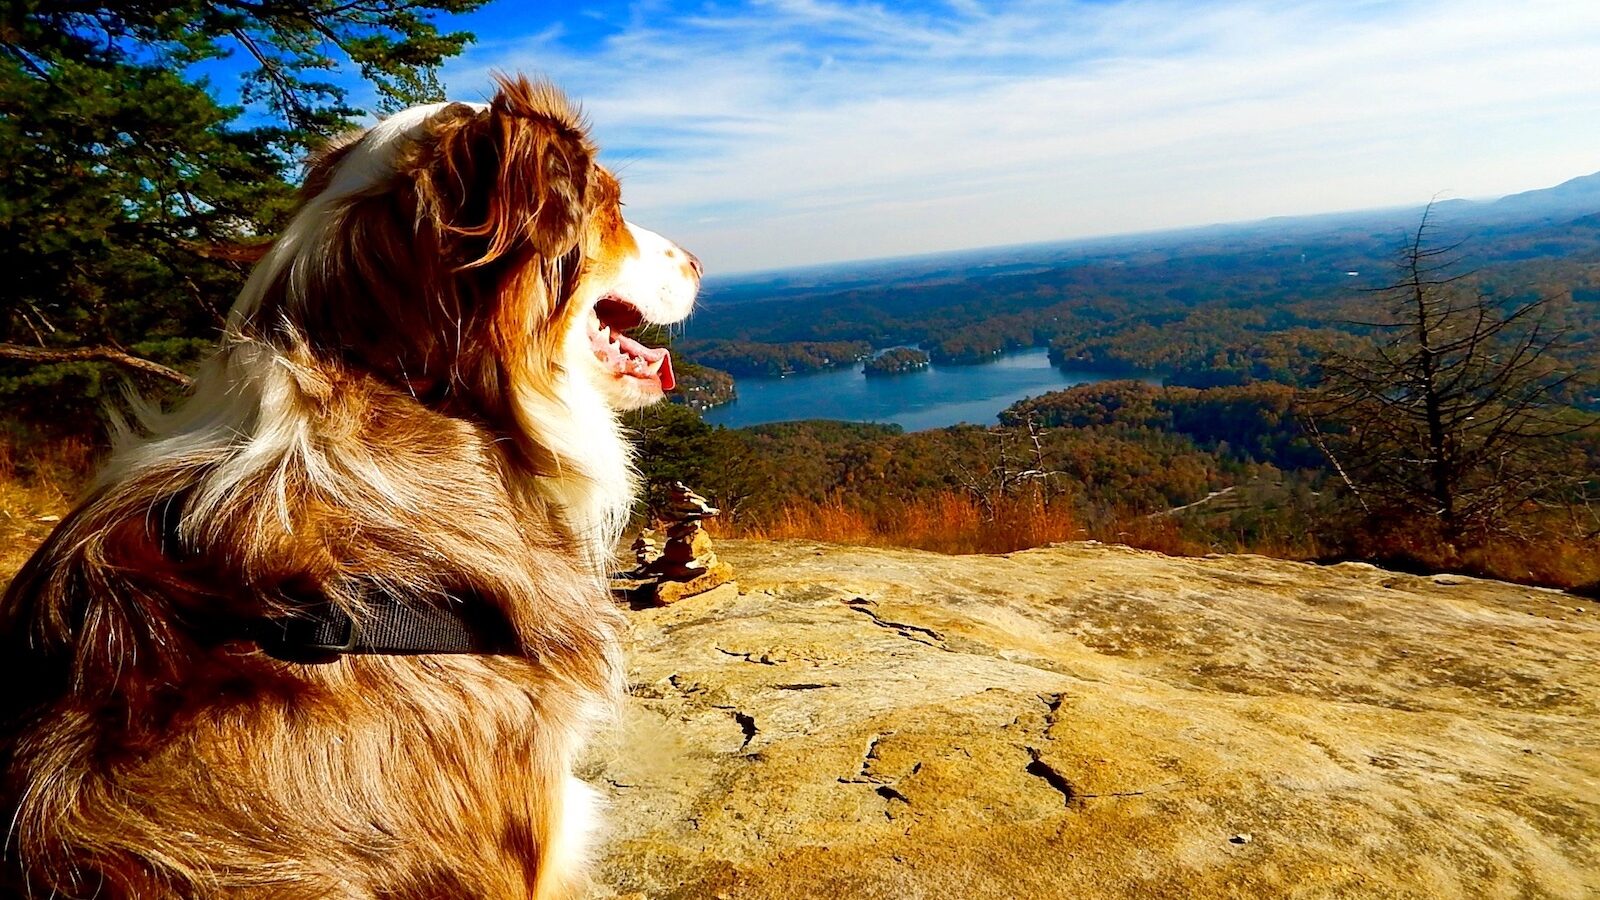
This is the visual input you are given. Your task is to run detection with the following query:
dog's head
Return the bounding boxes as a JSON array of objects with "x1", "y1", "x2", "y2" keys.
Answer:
[{"x1": 232, "y1": 74, "x2": 698, "y2": 424}]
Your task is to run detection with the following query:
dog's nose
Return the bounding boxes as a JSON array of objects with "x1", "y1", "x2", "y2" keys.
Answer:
[{"x1": 683, "y1": 249, "x2": 703, "y2": 279}]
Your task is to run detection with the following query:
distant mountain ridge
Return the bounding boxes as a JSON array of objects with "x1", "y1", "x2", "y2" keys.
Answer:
[
  {"x1": 1433, "y1": 170, "x2": 1600, "y2": 224},
  {"x1": 703, "y1": 168, "x2": 1600, "y2": 301},
  {"x1": 1489, "y1": 170, "x2": 1600, "y2": 213}
]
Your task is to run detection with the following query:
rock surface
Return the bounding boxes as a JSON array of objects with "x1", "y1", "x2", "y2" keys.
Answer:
[{"x1": 584, "y1": 540, "x2": 1599, "y2": 899}]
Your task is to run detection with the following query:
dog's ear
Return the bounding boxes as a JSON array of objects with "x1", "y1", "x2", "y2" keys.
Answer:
[{"x1": 417, "y1": 75, "x2": 596, "y2": 268}]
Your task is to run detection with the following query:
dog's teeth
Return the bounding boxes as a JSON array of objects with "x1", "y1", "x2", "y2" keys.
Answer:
[{"x1": 598, "y1": 325, "x2": 610, "y2": 340}]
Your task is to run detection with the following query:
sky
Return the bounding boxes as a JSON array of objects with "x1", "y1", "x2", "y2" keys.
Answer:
[{"x1": 415, "y1": 1, "x2": 1600, "y2": 273}]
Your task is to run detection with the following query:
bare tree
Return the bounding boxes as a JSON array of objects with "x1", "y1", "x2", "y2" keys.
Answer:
[
  {"x1": 1305, "y1": 204, "x2": 1593, "y2": 538},
  {"x1": 954, "y1": 415, "x2": 1067, "y2": 519}
]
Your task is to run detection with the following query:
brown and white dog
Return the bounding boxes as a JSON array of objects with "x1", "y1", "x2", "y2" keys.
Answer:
[{"x1": 0, "y1": 75, "x2": 697, "y2": 898}]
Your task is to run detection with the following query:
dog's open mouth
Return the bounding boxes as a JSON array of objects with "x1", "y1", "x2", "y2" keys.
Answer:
[{"x1": 589, "y1": 296, "x2": 675, "y2": 391}]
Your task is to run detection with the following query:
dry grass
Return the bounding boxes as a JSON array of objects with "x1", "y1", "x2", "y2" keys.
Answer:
[
  {"x1": 715, "y1": 490, "x2": 1599, "y2": 593},
  {"x1": 716, "y1": 491, "x2": 1085, "y2": 555},
  {"x1": 1093, "y1": 512, "x2": 1215, "y2": 558},
  {"x1": 714, "y1": 491, "x2": 1224, "y2": 558},
  {"x1": 1469, "y1": 539, "x2": 1600, "y2": 593},
  {"x1": 0, "y1": 434, "x2": 94, "y2": 579},
  {"x1": 4, "y1": 436, "x2": 1594, "y2": 594},
  {"x1": 1337, "y1": 516, "x2": 1600, "y2": 594}
]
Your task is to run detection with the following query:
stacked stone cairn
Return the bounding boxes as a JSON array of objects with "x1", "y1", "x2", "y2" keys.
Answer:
[
  {"x1": 614, "y1": 482, "x2": 736, "y2": 606},
  {"x1": 631, "y1": 532, "x2": 659, "y2": 570}
]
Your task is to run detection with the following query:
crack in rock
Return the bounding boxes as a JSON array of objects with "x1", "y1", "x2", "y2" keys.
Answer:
[
  {"x1": 841, "y1": 734, "x2": 921, "y2": 822},
  {"x1": 839, "y1": 732, "x2": 894, "y2": 784},
  {"x1": 715, "y1": 646, "x2": 781, "y2": 665},
  {"x1": 774, "y1": 682, "x2": 838, "y2": 690},
  {"x1": 1039, "y1": 692, "x2": 1065, "y2": 738},
  {"x1": 875, "y1": 785, "x2": 910, "y2": 804},
  {"x1": 709, "y1": 699, "x2": 760, "y2": 751},
  {"x1": 844, "y1": 598, "x2": 948, "y2": 649},
  {"x1": 667, "y1": 674, "x2": 705, "y2": 695},
  {"x1": 729, "y1": 710, "x2": 758, "y2": 749},
  {"x1": 1025, "y1": 746, "x2": 1077, "y2": 807}
]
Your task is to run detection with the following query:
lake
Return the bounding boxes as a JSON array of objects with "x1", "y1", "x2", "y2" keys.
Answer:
[{"x1": 700, "y1": 347, "x2": 1140, "y2": 432}]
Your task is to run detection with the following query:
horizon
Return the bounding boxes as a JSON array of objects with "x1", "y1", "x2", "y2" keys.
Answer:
[{"x1": 695, "y1": 168, "x2": 1595, "y2": 281}]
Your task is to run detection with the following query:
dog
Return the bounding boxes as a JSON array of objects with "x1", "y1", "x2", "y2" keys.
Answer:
[{"x1": 0, "y1": 75, "x2": 698, "y2": 898}]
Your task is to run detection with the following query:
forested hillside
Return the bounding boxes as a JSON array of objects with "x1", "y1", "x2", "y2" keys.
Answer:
[
  {"x1": 641, "y1": 203, "x2": 1600, "y2": 590},
  {"x1": 672, "y1": 206, "x2": 1600, "y2": 402}
]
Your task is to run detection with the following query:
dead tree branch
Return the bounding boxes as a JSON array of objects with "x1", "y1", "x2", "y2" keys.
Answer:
[{"x1": 0, "y1": 343, "x2": 193, "y2": 387}]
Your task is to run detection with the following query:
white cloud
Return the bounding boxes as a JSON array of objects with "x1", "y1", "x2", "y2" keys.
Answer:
[{"x1": 444, "y1": 0, "x2": 1600, "y2": 273}]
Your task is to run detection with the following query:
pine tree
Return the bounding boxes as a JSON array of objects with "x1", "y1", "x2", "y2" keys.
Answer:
[{"x1": 0, "y1": 0, "x2": 488, "y2": 424}]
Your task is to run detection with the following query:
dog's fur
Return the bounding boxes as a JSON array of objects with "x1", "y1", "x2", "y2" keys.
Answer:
[{"x1": 0, "y1": 76, "x2": 698, "y2": 899}]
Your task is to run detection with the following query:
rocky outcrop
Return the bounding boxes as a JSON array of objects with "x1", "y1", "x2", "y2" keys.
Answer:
[{"x1": 586, "y1": 540, "x2": 1598, "y2": 899}]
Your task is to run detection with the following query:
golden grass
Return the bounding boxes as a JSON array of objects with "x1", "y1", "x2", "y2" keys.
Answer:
[
  {"x1": 1469, "y1": 539, "x2": 1600, "y2": 593},
  {"x1": 718, "y1": 491, "x2": 1087, "y2": 555},
  {"x1": 714, "y1": 490, "x2": 1599, "y2": 592},
  {"x1": 3, "y1": 435, "x2": 1593, "y2": 594},
  {"x1": 712, "y1": 490, "x2": 1227, "y2": 558},
  {"x1": 0, "y1": 435, "x2": 92, "y2": 578},
  {"x1": 1339, "y1": 516, "x2": 1600, "y2": 594}
]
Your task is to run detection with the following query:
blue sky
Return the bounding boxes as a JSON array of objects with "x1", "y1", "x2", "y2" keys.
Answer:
[{"x1": 302, "y1": 1, "x2": 1600, "y2": 273}]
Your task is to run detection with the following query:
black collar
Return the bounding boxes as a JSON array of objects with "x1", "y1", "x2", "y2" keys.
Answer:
[{"x1": 254, "y1": 593, "x2": 518, "y2": 662}]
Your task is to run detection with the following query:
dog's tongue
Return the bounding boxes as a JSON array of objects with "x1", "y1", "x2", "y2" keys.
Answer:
[
  {"x1": 615, "y1": 332, "x2": 675, "y2": 392},
  {"x1": 657, "y1": 350, "x2": 675, "y2": 392}
]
